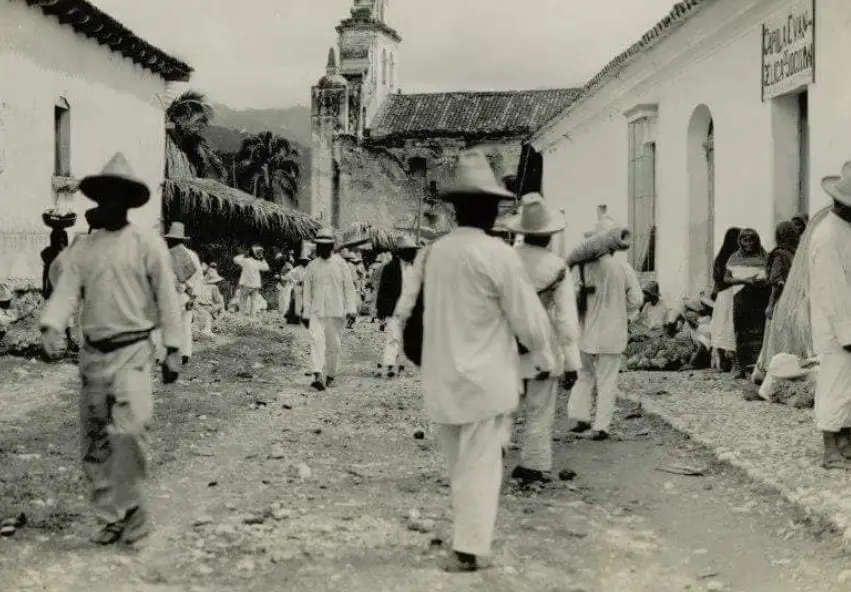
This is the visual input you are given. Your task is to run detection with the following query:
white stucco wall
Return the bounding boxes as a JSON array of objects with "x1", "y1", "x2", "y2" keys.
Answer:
[
  {"x1": 535, "y1": 0, "x2": 849, "y2": 303},
  {"x1": 0, "y1": 1, "x2": 169, "y2": 283}
]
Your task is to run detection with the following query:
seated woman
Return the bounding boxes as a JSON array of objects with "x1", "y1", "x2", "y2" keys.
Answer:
[
  {"x1": 726, "y1": 228, "x2": 770, "y2": 379},
  {"x1": 668, "y1": 291, "x2": 714, "y2": 370},
  {"x1": 629, "y1": 281, "x2": 670, "y2": 339}
]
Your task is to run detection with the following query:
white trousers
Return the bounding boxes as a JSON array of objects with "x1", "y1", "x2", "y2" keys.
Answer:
[
  {"x1": 293, "y1": 287, "x2": 303, "y2": 318},
  {"x1": 437, "y1": 414, "x2": 509, "y2": 557},
  {"x1": 279, "y1": 284, "x2": 293, "y2": 316},
  {"x1": 309, "y1": 317, "x2": 345, "y2": 377},
  {"x1": 567, "y1": 352, "x2": 621, "y2": 432},
  {"x1": 381, "y1": 317, "x2": 406, "y2": 368},
  {"x1": 815, "y1": 351, "x2": 851, "y2": 432},
  {"x1": 520, "y1": 378, "x2": 558, "y2": 472}
]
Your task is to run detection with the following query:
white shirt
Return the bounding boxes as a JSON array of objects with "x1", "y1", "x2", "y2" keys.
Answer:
[
  {"x1": 40, "y1": 225, "x2": 183, "y2": 348},
  {"x1": 576, "y1": 253, "x2": 643, "y2": 355},
  {"x1": 397, "y1": 227, "x2": 550, "y2": 425},
  {"x1": 234, "y1": 255, "x2": 269, "y2": 289},
  {"x1": 302, "y1": 254, "x2": 357, "y2": 318},
  {"x1": 810, "y1": 213, "x2": 851, "y2": 354},
  {"x1": 515, "y1": 243, "x2": 581, "y2": 377},
  {"x1": 400, "y1": 260, "x2": 415, "y2": 295}
]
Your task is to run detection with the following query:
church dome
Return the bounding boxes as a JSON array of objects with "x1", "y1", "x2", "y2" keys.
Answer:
[{"x1": 318, "y1": 73, "x2": 348, "y2": 89}]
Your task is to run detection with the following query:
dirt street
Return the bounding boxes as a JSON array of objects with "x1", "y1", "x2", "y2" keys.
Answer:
[{"x1": 1, "y1": 318, "x2": 849, "y2": 592}]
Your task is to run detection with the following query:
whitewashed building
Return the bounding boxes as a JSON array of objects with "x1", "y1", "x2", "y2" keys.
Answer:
[
  {"x1": 0, "y1": 0, "x2": 191, "y2": 283},
  {"x1": 531, "y1": 0, "x2": 850, "y2": 302}
]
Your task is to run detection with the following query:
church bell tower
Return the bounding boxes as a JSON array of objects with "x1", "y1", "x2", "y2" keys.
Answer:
[{"x1": 309, "y1": 0, "x2": 402, "y2": 224}]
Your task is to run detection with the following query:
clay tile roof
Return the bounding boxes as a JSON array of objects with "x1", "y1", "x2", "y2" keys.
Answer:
[
  {"x1": 368, "y1": 89, "x2": 582, "y2": 142},
  {"x1": 535, "y1": 0, "x2": 710, "y2": 138},
  {"x1": 22, "y1": 0, "x2": 192, "y2": 82}
]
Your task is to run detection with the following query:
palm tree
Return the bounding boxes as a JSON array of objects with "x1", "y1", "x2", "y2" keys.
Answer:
[
  {"x1": 166, "y1": 91, "x2": 226, "y2": 180},
  {"x1": 235, "y1": 132, "x2": 301, "y2": 206}
]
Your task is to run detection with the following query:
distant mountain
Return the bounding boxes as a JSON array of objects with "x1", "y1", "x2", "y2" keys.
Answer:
[{"x1": 209, "y1": 103, "x2": 311, "y2": 147}]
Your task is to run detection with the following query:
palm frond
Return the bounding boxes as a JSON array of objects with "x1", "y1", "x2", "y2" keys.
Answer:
[{"x1": 163, "y1": 178, "x2": 321, "y2": 242}]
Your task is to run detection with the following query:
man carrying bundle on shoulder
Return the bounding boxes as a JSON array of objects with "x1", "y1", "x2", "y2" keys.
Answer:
[
  {"x1": 501, "y1": 193, "x2": 581, "y2": 487},
  {"x1": 566, "y1": 223, "x2": 643, "y2": 441}
]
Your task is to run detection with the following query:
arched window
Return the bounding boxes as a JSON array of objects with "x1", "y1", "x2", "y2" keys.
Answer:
[{"x1": 381, "y1": 49, "x2": 387, "y2": 86}]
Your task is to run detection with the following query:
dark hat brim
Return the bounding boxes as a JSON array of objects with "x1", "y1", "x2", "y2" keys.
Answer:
[{"x1": 79, "y1": 174, "x2": 150, "y2": 208}]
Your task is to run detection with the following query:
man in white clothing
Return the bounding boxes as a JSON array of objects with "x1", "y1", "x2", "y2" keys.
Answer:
[
  {"x1": 810, "y1": 162, "x2": 851, "y2": 470},
  {"x1": 395, "y1": 151, "x2": 550, "y2": 572},
  {"x1": 40, "y1": 153, "x2": 182, "y2": 546},
  {"x1": 502, "y1": 194, "x2": 582, "y2": 486},
  {"x1": 164, "y1": 222, "x2": 202, "y2": 365},
  {"x1": 567, "y1": 230, "x2": 643, "y2": 440},
  {"x1": 302, "y1": 228, "x2": 357, "y2": 391},
  {"x1": 234, "y1": 245, "x2": 269, "y2": 317}
]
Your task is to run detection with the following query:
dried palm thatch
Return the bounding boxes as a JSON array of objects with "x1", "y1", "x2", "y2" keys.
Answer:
[
  {"x1": 163, "y1": 178, "x2": 321, "y2": 242},
  {"x1": 341, "y1": 221, "x2": 406, "y2": 250}
]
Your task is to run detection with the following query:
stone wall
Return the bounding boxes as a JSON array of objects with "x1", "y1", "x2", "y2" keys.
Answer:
[{"x1": 335, "y1": 136, "x2": 524, "y2": 233}]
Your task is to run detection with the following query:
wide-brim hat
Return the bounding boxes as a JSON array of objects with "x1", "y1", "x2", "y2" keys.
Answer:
[
  {"x1": 501, "y1": 193, "x2": 564, "y2": 236},
  {"x1": 314, "y1": 228, "x2": 335, "y2": 244},
  {"x1": 440, "y1": 150, "x2": 513, "y2": 201},
  {"x1": 642, "y1": 281, "x2": 661, "y2": 299},
  {"x1": 164, "y1": 222, "x2": 189, "y2": 241},
  {"x1": 0, "y1": 285, "x2": 11, "y2": 302},
  {"x1": 822, "y1": 161, "x2": 851, "y2": 207},
  {"x1": 206, "y1": 269, "x2": 224, "y2": 283},
  {"x1": 768, "y1": 353, "x2": 809, "y2": 380},
  {"x1": 79, "y1": 152, "x2": 150, "y2": 208}
]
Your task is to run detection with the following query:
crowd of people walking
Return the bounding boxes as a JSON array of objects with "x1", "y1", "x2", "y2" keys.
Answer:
[{"x1": 27, "y1": 145, "x2": 851, "y2": 575}]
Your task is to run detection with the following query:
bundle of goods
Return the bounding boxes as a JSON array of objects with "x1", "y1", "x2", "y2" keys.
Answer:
[
  {"x1": 756, "y1": 353, "x2": 817, "y2": 408},
  {"x1": 624, "y1": 328, "x2": 696, "y2": 371},
  {"x1": 566, "y1": 227, "x2": 631, "y2": 268}
]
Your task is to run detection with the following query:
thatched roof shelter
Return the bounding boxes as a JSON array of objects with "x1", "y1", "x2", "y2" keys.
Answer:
[{"x1": 163, "y1": 137, "x2": 321, "y2": 243}]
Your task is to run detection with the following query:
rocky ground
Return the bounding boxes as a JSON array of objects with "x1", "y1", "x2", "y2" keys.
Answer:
[{"x1": 1, "y1": 318, "x2": 850, "y2": 591}]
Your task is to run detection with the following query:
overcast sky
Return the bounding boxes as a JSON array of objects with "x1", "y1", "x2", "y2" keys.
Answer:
[{"x1": 93, "y1": 0, "x2": 677, "y2": 109}]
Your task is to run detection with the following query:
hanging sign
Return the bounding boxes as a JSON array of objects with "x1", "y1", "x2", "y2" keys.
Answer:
[{"x1": 761, "y1": 0, "x2": 815, "y2": 101}]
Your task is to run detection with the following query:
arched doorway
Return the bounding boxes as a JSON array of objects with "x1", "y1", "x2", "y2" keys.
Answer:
[
  {"x1": 331, "y1": 160, "x2": 341, "y2": 227},
  {"x1": 686, "y1": 105, "x2": 715, "y2": 295}
]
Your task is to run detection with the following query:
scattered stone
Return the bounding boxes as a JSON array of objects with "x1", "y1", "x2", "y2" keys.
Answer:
[
  {"x1": 413, "y1": 429, "x2": 425, "y2": 440},
  {"x1": 558, "y1": 468, "x2": 578, "y2": 481},
  {"x1": 407, "y1": 508, "x2": 421, "y2": 522},
  {"x1": 195, "y1": 565, "x2": 214, "y2": 577},
  {"x1": 268, "y1": 447, "x2": 287, "y2": 460},
  {"x1": 242, "y1": 513, "x2": 265, "y2": 525},
  {"x1": 282, "y1": 403, "x2": 293, "y2": 410},
  {"x1": 251, "y1": 362, "x2": 265, "y2": 370},
  {"x1": 312, "y1": 428, "x2": 323, "y2": 435},
  {"x1": 296, "y1": 463, "x2": 313, "y2": 481},
  {"x1": 1, "y1": 525, "x2": 16, "y2": 537},
  {"x1": 838, "y1": 570, "x2": 851, "y2": 584},
  {"x1": 657, "y1": 464, "x2": 706, "y2": 477},
  {"x1": 193, "y1": 515, "x2": 214, "y2": 527},
  {"x1": 697, "y1": 570, "x2": 719, "y2": 579},
  {"x1": 207, "y1": 481, "x2": 218, "y2": 488},
  {"x1": 502, "y1": 566, "x2": 518, "y2": 575},
  {"x1": 272, "y1": 508, "x2": 293, "y2": 521},
  {"x1": 706, "y1": 582, "x2": 725, "y2": 591},
  {"x1": 407, "y1": 519, "x2": 435, "y2": 534}
]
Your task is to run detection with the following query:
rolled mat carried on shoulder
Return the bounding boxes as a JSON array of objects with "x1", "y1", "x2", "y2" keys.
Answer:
[{"x1": 567, "y1": 227, "x2": 631, "y2": 268}]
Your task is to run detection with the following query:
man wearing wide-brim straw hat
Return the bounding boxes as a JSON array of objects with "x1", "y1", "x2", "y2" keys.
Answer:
[
  {"x1": 301, "y1": 228, "x2": 358, "y2": 391},
  {"x1": 500, "y1": 193, "x2": 582, "y2": 487},
  {"x1": 164, "y1": 221, "x2": 203, "y2": 365},
  {"x1": 808, "y1": 161, "x2": 851, "y2": 470},
  {"x1": 394, "y1": 150, "x2": 550, "y2": 572},
  {"x1": 40, "y1": 152, "x2": 183, "y2": 545}
]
